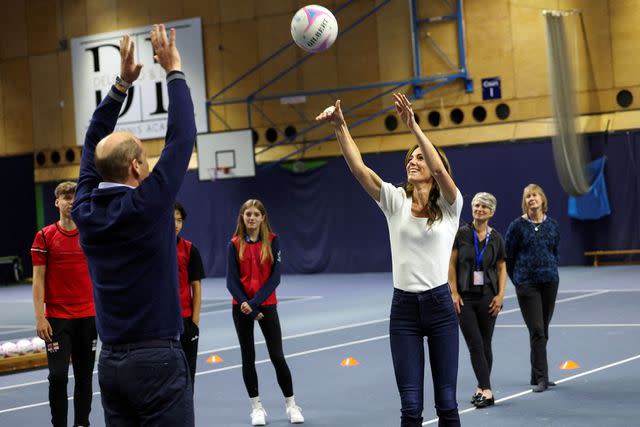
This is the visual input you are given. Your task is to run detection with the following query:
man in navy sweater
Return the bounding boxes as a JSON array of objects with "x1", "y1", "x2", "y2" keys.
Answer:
[{"x1": 71, "y1": 25, "x2": 196, "y2": 426}]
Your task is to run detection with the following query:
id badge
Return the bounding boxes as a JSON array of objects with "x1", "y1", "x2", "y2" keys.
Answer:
[{"x1": 473, "y1": 271, "x2": 484, "y2": 286}]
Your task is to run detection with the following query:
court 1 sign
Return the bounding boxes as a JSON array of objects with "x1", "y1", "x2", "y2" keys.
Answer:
[
  {"x1": 70, "y1": 18, "x2": 207, "y2": 145},
  {"x1": 482, "y1": 77, "x2": 501, "y2": 101}
]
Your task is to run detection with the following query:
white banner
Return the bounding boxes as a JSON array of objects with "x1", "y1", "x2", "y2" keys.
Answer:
[{"x1": 70, "y1": 17, "x2": 207, "y2": 146}]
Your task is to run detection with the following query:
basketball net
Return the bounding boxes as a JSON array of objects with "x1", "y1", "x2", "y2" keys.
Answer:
[{"x1": 208, "y1": 167, "x2": 231, "y2": 182}]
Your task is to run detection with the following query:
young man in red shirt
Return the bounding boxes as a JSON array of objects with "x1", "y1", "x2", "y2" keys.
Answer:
[
  {"x1": 175, "y1": 202, "x2": 205, "y2": 387},
  {"x1": 31, "y1": 181, "x2": 97, "y2": 427}
]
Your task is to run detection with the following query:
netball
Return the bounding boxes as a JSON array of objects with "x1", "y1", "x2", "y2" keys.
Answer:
[{"x1": 291, "y1": 5, "x2": 338, "y2": 53}]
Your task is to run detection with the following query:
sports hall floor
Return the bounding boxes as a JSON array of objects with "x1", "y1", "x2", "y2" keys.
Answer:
[{"x1": 1, "y1": 265, "x2": 639, "y2": 426}]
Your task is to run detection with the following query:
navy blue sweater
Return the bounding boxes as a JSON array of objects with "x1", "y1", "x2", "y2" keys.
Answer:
[
  {"x1": 505, "y1": 216, "x2": 560, "y2": 286},
  {"x1": 71, "y1": 73, "x2": 196, "y2": 344}
]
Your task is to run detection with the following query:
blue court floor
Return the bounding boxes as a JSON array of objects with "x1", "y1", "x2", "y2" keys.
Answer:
[{"x1": 1, "y1": 265, "x2": 639, "y2": 426}]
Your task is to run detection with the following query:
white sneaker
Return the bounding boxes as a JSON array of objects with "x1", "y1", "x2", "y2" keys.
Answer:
[
  {"x1": 286, "y1": 405, "x2": 304, "y2": 424},
  {"x1": 251, "y1": 407, "x2": 267, "y2": 426}
]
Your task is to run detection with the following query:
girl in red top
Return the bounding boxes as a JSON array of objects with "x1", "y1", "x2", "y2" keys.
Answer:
[{"x1": 226, "y1": 199, "x2": 304, "y2": 425}]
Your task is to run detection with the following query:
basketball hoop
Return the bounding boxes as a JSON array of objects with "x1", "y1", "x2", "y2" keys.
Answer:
[{"x1": 208, "y1": 167, "x2": 232, "y2": 182}]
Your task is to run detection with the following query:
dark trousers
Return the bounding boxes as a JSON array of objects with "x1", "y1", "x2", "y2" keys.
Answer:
[
  {"x1": 232, "y1": 304, "x2": 293, "y2": 398},
  {"x1": 458, "y1": 290, "x2": 497, "y2": 390},
  {"x1": 180, "y1": 317, "x2": 199, "y2": 388},
  {"x1": 515, "y1": 281, "x2": 559, "y2": 385},
  {"x1": 46, "y1": 316, "x2": 97, "y2": 427},
  {"x1": 98, "y1": 340, "x2": 194, "y2": 427},
  {"x1": 389, "y1": 285, "x2": 460, "y2": 427}
]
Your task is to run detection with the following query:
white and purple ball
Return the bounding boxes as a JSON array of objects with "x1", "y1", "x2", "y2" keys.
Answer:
[
  {"x1": 1, "y1": 341, "x2": 18, "y2": 357},
  {"x1": 31, "y1": 336, "x2": 46, "y2": 353},
  {"x1": 16, "y1": 339, "x2": 34, "y2": 354},
  {"x1": 291, "y1": 5, "x2": 338, "y2": 53}
]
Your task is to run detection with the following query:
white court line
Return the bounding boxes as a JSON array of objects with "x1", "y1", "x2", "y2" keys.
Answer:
[
  {"x1": 196, "y1": 334, "x2": 389, "y2": 376},
  {"x1": 497, "y1": 323, "x2": 640, "y2": 328},
  {"x1": 197, "y1": 316, "x2": 391, "y2": 355},
  {"x1": 0, "y1": 328, "x2": 34, "y2": 335},
  {"x1": 498, "y1": 290, "x2": 608, "y2": 315},
  {"x1": 422, "y1": 353, "x2": 640, "y2": 425},
  {"x1": 0, "y1": 335, "x2": 389, "y2": 414},
  {"x1": 0, "y1": 290, "x2": 615, "y2": 393},
  {"x1": 199, "y1": 295, "x2": 323, "y2": 317},
  {"x1": 0, "y1": 291, "x2": 606, "y2": 392}
]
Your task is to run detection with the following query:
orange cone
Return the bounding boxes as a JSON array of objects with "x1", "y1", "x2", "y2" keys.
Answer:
[
  {"x1": 340, "y1": 357, "x2": 360, "y2": 366},
  {"x1": 207, "y1": 354, "x2": 224, "y2": 363},
  {"x1": 559, "y1": 360, "x2": 580, "y2": 370}
]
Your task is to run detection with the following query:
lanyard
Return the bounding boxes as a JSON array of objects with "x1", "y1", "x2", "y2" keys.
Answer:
[{"x1": 473, "y1": 227, "x2": 491, "y2": 271}]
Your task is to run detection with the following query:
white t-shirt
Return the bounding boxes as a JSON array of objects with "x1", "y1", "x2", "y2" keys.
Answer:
[{"x1": 377, "y1": 182, "x2": 463, "y2": 292}]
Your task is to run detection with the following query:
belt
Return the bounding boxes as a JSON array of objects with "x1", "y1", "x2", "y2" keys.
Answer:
[{"x1": 101, "y1": 339, "x2": 181, "y2": 352}]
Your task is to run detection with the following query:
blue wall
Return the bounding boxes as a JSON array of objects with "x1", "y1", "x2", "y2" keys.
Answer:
[{"x1": 43, "y1": 131, "x2": 640, "y2": 277}]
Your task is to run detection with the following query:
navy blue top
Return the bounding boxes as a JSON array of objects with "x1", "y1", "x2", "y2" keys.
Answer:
[
  {"x1": 226, "y1": 235, "x2": 281, "y2": 320},
  {"x1": 72, "y1": 72, "x2": 196, "y2": 344},
  {"x1": 505, "y1": 216, "x2": 560, "y2": 286}
]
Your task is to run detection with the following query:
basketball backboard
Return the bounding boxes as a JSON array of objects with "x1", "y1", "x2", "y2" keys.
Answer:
[{"x1": 196, "y1": 130, "x2": 256, "y2": 181}]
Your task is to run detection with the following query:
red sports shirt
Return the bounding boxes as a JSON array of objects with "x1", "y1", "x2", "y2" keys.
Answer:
[
  {"x1": 177, "y1": 238, "x2": 193, "y2": 317},
  {"x1": 31, "y1": 222, "x2": 94, "y2": 318}
]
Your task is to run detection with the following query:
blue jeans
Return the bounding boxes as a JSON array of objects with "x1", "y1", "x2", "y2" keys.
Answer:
[
  {"x1": 390, "y1": 285, "x2": 461, "y2": 427},
  {"x1": 98, "y1": 340, "x2": 194, "y2": 426}
]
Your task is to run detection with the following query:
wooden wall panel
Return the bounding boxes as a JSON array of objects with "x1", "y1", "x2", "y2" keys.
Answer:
[
  {"x1": 1, "y1": 58, "x2": 33, "y2": 154},
  {"x1": 87, "y1": 0, "x2": 118, "y2": 34},
  {"x1": 58, "y1": 50, "x2": 76, "y2": 146},
  {"x1": 62, "y1": 0, "x2": 87, "y2": 39},
  {"x1": 560, "y1": 0, "x2": 613, "y2": 92},
  {"x1": 609, "y1": 0, "x2": 640, "y2": 87},
  {"x1": 299, "y1": 48, "x2": 338, "y2": 120},
  {"x1": 149, "y1": 0, "x2": 184, "y2": 24},
  {"x1": 465, "y1": 0, "x2": 515, "y2": 102},
  {"x1": 376, "y1": 0, "x2": 412, "y2": 83},
  {"x1": 30, "y1": 53, "x2": 62, "y2": 151},
  {"x1": 183, "y1": 0, "x2": 220, "y2": 26},
  {"x1": 510, "y1": 0, "x2": 556, "y2": 98},
  {"x1": 258, "y1": 14, "x2": 300, "y2": 95},
  {"x1": 0, "y1": 70, "x2": 5, "y2": 155},
  {"x1": 261, "y1": 0, "x2": 296, "y2": 17},
  {"x1": 335, "y1": 0, "x2": 381, "y2": 113},
  {"x1": 203, "y1": 24, "x2": 226, "y2": 132},
  {"x1": 0, "y1": 0, "x2": 28, "y2": 59},
  {"x1": 420, "y1": 18, "x2": 459, "y2": 77},
  {"x1": 117, "y1": 0, "x2": 149, "y2": 29},
  {"x1": 27, "y1": 0, "x2": 60, "y2": 55},
  {"x1": 220, "y1": 0, "x2": 255, "y2": 23},
  {"x1": 220, "y1": 19, "x2": 259, "y2": 128},
  {"x1": 255, "y1": 14, "x2": 302, "y2": 127}
]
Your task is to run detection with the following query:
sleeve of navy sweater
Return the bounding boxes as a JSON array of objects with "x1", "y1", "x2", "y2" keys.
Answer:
[
  {"x1": 133, "y1": 72, "x2": 197, "y2": 211},
  {"x1": 226, "y1": 241, "x2": 250, "y2": 305},
  {"x1": 249, "y1": 236, "x2": 282, "y2": 311},
  {"x1": 505, "y1": 219, "x2": 520, "y2": 285},
  {"x1": 74, "y1": 86, "x2": 128, "y2": 214}
]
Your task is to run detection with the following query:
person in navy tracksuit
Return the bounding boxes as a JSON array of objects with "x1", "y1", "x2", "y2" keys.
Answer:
[
  {"x1": 226, "y1": 199, "x2": 304, "y2": 425},
  {"x1": 71, "y1": 26, "x2": 195, "y2": 426}
]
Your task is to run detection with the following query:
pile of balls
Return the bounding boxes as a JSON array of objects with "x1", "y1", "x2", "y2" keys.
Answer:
[{"x1": 0, "y1": 337, "x2": 46, "y2": 357}]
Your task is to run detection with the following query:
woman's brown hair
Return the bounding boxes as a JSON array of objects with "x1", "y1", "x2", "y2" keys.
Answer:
[{"x1": 402, "y1": 144, "x2": 452, "y2": 225}]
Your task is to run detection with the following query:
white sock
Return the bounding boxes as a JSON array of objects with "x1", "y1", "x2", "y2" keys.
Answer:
[
  {"x1": 250, "y1": 397, "x2": 263, "y2": 410},
  {"x1": 285, "y1": 396, "x2": 296, "y2": 408}
]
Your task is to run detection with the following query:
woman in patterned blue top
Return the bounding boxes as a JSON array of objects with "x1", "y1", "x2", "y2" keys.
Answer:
[{"x1": 505, "y1": 184, "x2": 560, "y2": 393}]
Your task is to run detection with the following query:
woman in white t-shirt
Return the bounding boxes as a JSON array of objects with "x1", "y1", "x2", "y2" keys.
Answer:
[{"x1": 316, "y1": 94, "x2": 463, "y2": 427}]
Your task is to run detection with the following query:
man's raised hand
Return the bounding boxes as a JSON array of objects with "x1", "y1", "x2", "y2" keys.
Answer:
[
  {"x1": 119, "y1": 35, "x2": 143, "y2": 84},
  {"x1": 150, "y1": 24, "x2": 182, "y2": 73}
]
